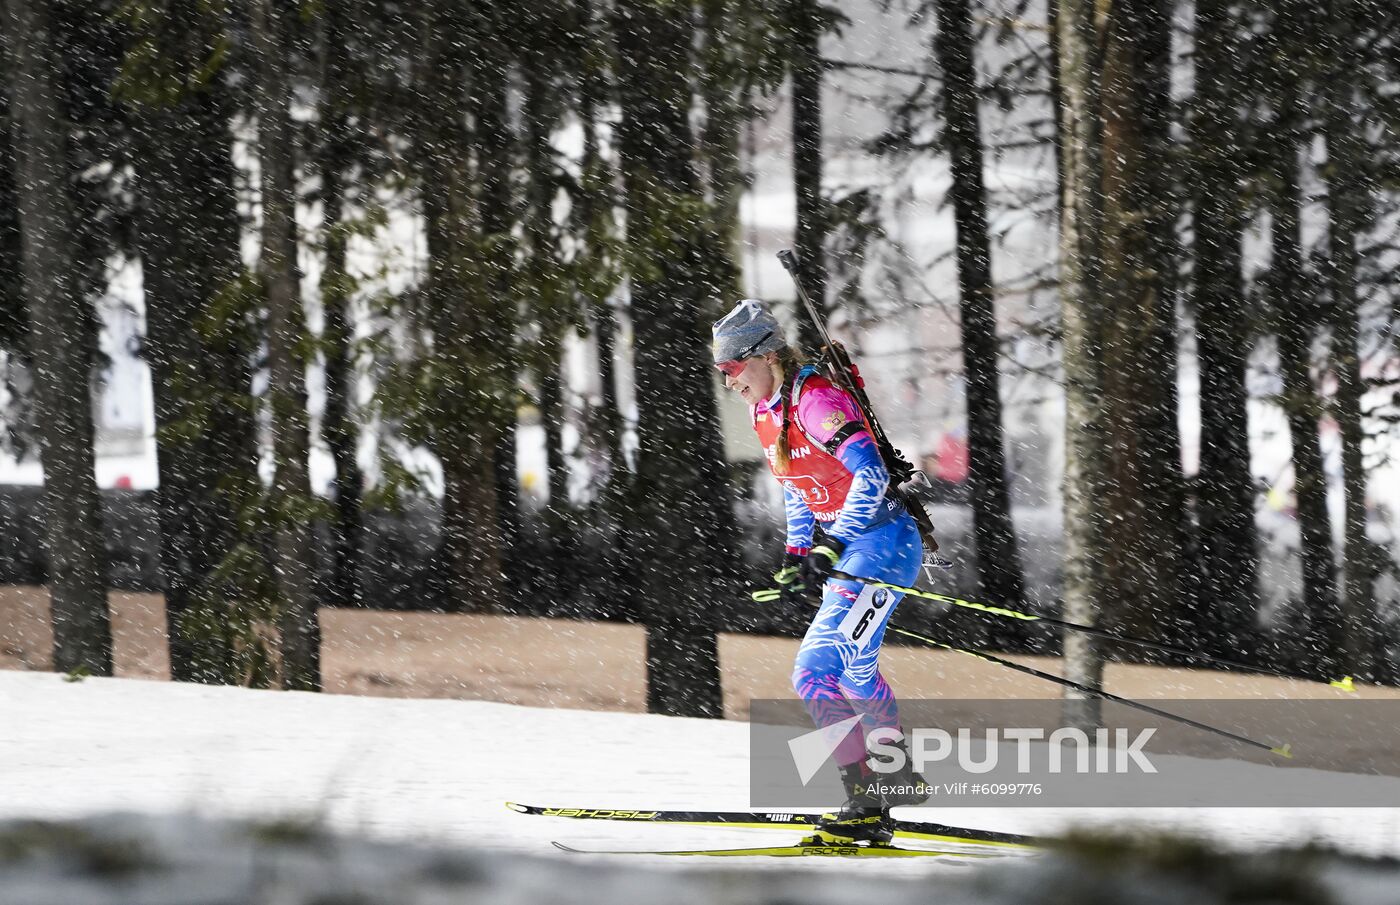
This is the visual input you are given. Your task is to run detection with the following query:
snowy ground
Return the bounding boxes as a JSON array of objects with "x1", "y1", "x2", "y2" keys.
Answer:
[{"x1": 4, "y1": 670, "x2": 1400, "y2": 902}]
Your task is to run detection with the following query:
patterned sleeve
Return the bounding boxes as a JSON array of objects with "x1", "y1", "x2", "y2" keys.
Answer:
[
  {"x1": 783, "y1": 483, "x2": 815, "y2": 554},
  {"x1": 796, "y1": 385, "x2": 890, "y2": 545},
  {"x1": 825, "y1": 438, "x2": 890, "y2": 544}
]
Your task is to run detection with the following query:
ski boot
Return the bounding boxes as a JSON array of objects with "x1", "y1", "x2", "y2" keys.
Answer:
[
  {"x1": 801, "y1": 760, "x2": 895, "y2": 847},
  {"x1": 800, "y1": 736, "x2": 930, "y2": 848}
]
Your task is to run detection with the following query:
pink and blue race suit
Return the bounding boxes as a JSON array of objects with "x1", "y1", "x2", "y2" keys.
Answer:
[{"x1": 753, "y1": 366, "x2": 922, "y2": 768}]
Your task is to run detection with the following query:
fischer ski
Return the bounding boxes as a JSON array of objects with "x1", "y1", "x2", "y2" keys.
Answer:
[
  {"x1": 506, "y1": 802, "x2": 1036, "y2": 849},
  {"x1": 550, "y1": 840, "x2": 1001, "y2": 859}
]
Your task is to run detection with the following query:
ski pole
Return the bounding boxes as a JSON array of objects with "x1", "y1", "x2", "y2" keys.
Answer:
[
  {"x1": 827, "y1": 571, "x2": 1354, "y2": 691},
  {"x1": 752, "y1": 576, "x2": 1353, "y2": 691},
  {"x1": 883, "y1": 620, "x2": 1293, "y2": 758},
  {"x1": 751, "y1": 585, "x2": 1292, "y2": 755}
]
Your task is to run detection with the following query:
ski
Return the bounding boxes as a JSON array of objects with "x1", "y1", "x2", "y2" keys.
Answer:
[
  {"x1": 507, "y1": 802, "x2": 1036, "y2": 849},
  {"x1": 550, "y1": 840, "x2": 999, "y2": 859}
]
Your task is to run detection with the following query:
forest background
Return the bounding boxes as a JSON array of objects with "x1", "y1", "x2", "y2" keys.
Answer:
[{"x1": 3, "y1": 0, "x2": 1399, "y2": 716}]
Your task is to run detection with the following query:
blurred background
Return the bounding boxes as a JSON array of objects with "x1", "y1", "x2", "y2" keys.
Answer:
[{"x1": 3, "y1": 0, "x2": 1399, "y2": 713}]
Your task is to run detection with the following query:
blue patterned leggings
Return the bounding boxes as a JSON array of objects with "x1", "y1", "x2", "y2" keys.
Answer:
[{"x1": 791, "y1": 512, "x2": 922, "y2": 767}]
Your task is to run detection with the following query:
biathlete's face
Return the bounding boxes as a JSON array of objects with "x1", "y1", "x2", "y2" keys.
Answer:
[{"x1": 716, "y1": 355, "x2": 777, "y2": 406}]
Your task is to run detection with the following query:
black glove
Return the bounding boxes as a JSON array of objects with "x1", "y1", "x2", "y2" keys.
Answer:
[
  {"x1": 799, "y1": 538, "x2": 846, "y2": 596},
  {"x1": 751, "y1": 553, "x2": 807, "y2": 608},
  {"x1": 773, "y1": 551, "x2": 803, "y2": 589}
]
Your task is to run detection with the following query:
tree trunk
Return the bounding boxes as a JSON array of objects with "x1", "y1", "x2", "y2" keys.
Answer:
[
  {"x1": 699, "y1": 0, "x2": 746, "y2": 305},
  {"x1": 251, "y1": 0, "x2": 320, "y2": 690},
  {"x1": 614, "y1": 0, "x2": 738, "y2": 718},
  {"x1": 592, "y1": 302, "x2": 625, "y2": 470},
  {"x1": 576, "y1": 1, "x2": 626, "y2": 477},
  {"x1": 4, "y1": 0, "x2": 113, "y2": 675},
  {"x1": 1264, "y1": 12, "x2": 1341, "y2": 678},
  {"x1": 1190, "y1": 0, "x2": 1260, "y2": 658},
  {"x1": 1269, "y1": 115, "x2": 1341, "y2": 680},
  {"x1": 1055, "y1": 0, "x2": 1108, "y2": 724},
  {"x1": 1051, "y1": 0, "x2": 1193, "y2": 686},
  {"x1": 1086, "y1": 0, "x2": 1191, "y2": 655},
  {"x1": 537, "y1": 326, "x2": 567, "y2": 515},
  {"x1": 931, "y1": 0, "x2": 1027, "y2": 644},
  {"x1": 538, "y1": 358, "x2": 567, "y2": 508},
  {"x1": 417, "y1": 1, "x2": 512, "y2": 611},
  {"x1": 480, "y1": 16, "x2": 520, "y2": 601},
  {"x1": 790, "y1": 0, "x2": 827, "y2": 352},
  {"x1": 317, "y1": 0, "x2": 364, "y2": 610},
  {"x1": 0, "y1": 68, "x2": 28, "y2": 353},
  {"x1": 1319, "y1": 1, "x2": 1378, "y2": 679},
  {"x1": 127, "y1": 7, "x2": 248, "y2": 681},
  {"x1": 474, "y1": 16, "x2": 518, "y2": 610}
]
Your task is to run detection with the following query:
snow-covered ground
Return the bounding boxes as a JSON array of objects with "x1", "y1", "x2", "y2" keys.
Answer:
[{"x1": 3, "y1": 670, "x2": 1400, "y2": 902}]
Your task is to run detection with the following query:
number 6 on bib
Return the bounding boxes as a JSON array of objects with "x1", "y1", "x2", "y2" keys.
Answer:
[{"x1": 836, "y1": 584, "x2": 897, "y2": 651}]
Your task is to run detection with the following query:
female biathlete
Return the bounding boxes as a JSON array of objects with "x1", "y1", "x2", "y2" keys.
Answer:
[{"x1": 712, "y1": 299, "x2": 929, "y2": 846}]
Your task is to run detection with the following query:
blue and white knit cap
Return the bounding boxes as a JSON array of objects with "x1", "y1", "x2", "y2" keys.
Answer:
[{"x1": 711, "y1": 299, "x2": 787, "y2": 363}]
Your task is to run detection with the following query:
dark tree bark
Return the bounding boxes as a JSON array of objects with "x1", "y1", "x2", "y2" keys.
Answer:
[
  {"x1": 125, "y1": 0, "x2": 250, "y2": 682},
  {"x1": 1268, "y1": 109, "x2": 1341, "y2": 680},
  {"x1": 317, "y1": 0, "x2": 364, "y2": 610},
  {"x1": 482, "y1": 10, "x2": 521, "y2": 599},
  {"x1": 699, "y1": 0, "x2": 747, "y2": 302},
  {"x1": 251, "y1": 0, "x2": 320, "y2": 690},
  {"x1": 591, "y1": 299, "x2": 625, "y2": 471},
  {"x1": 472, "y1": 10, "x2": 519, "y2": 610},
  {"x1": 4, "y1": 0, "x2": 113, "y2": 675},
  {"x1": 930, "y1": 0, "x2": 1027, "y2": 640},
  {"x1": 790, "y1": 0, "x2": 827, "y2": 352},
  {"x1": 1190, "y1": 0, "x2": 1260, "y2": 658},
  {"x1": 538, "y1": 353, "x2": 568, "y2": 511},
  {"x1": 577, "y1": 0, "x2": 626, "y2": 478},
  {"x1": 417, "y1": 0, "x2": 513, "y2": 611},
  {"x1": 1085, "y1": 0, "x2": 1192, "y2": 653},
  {"x1": 522, "y1": 43, "x2": 579, "y2": 602},
  {"x1": 614, "y1": 0, "x2": 739, "y2": 718},
  {"x1": 0, "y1": 62, "x2": 26, "y2": 354},
  {"x1": 1056, "y1": 0, "x2": 1194, "y2": 711},
  {"x1": 1318, "y1": 0, "x2": 1378, "y2": 679}
]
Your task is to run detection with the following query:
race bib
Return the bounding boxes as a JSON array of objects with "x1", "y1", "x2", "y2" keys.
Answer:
[{"x1": 835, "y1": 584, "x2": 898, "y2": 653}]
